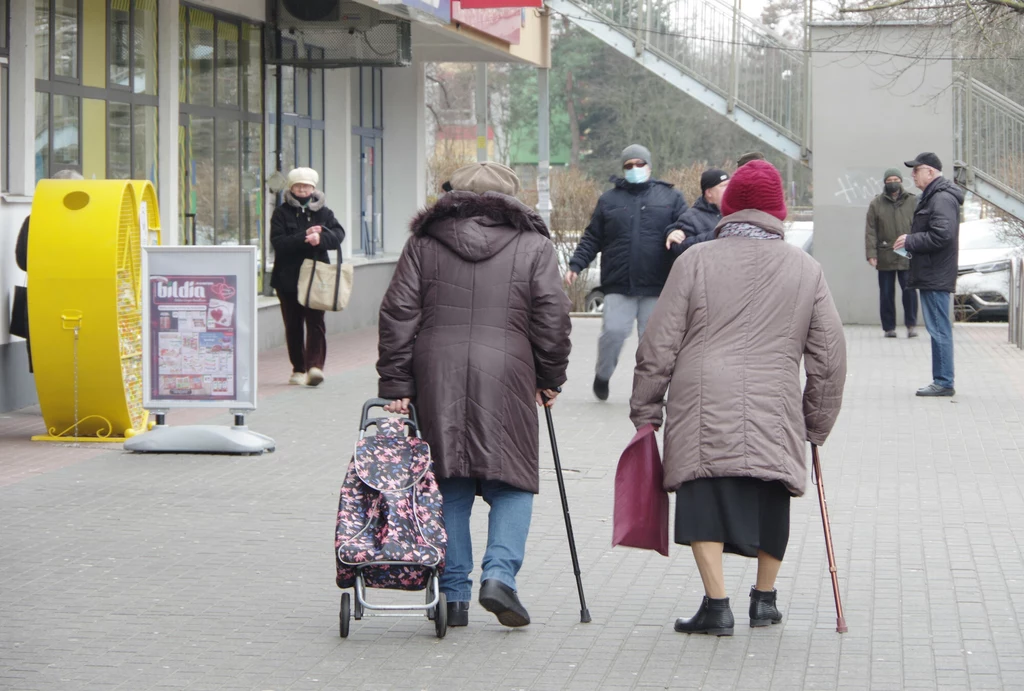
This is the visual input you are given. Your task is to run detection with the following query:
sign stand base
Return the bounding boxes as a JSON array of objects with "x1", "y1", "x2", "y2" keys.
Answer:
[{"x1": 124, "y1": 416, "x2": 275, "y2": 455}]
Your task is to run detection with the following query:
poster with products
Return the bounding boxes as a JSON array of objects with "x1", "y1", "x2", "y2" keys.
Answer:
[
  {"x1": 150, "y1": 275, "x2": 238, "y2": 400},
  {"x1": 141, "y1": 247, "x2": 258, "y2": 410}
]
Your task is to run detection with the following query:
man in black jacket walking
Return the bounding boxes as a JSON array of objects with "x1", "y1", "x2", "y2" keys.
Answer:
[
  {"x1": 894, "y1": 152, "x2": 964, "y2": 397},
  {"x1": 565, "y1": 144, "x2": 687, "y2": 400},
  {"x1": 665, "y1": 168, "x2": 729, "y2": 256}
]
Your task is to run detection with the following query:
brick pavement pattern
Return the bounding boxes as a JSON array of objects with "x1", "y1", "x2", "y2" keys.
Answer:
[{"x1": 2, "y1": 319, "x2": 1024, "y2": 690}]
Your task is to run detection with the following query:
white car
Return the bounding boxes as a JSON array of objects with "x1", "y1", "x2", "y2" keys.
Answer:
[
  {"x1": 783, "y1": 221, "x2": 813, "y2": 254},
  {"x1": 955, "y1": 219, "x2": 1019, "y2": 320}
]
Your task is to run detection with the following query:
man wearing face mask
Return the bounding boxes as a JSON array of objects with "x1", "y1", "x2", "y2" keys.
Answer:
[
  {"x1": 565, "y1": 144, "x2": 687, "y2": 401},
  {"x1": 865, "y1": 167, "x2": 918, "y2": 339}
]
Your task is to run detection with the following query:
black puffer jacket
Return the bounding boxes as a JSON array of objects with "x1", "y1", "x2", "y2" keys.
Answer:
[
  {"x1": 903, "y1": 176, "x2": 964, "y2": 293},
  {"x1": 270, "y1": 190, "x2": 345, "y2": 295},
  {"x1": 569, "y1": 177, "x2": 687, "y2": 297},
  {"x1": 667, "y1": 196, "x2": 721, "y2": 257}
]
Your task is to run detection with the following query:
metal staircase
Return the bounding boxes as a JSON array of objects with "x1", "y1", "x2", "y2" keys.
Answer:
[{"x1": 549, "y1": 0, "x2": 1024, "y2": 220}]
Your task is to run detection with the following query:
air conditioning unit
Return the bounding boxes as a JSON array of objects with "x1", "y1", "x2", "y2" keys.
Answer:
[{"x1": 267, "y1": 0, "x2": 413, "y2": 68}]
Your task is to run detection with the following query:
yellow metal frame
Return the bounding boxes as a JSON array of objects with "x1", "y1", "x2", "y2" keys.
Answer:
[{"x1": 28, "y1": 180, "x2": 158, "y2": 442}]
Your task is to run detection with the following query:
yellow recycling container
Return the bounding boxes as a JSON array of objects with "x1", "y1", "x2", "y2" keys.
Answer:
[
  {"x1": 132, "y1": 180, "x2": 162, "y2": 247},
  {"x1": 28, "y1": 180, "x2": 151, "y2": 441}
]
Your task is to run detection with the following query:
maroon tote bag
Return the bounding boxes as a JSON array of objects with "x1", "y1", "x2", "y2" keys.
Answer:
[{"x1": 612, "y1": 424, "x2": 669, "y2": 557}]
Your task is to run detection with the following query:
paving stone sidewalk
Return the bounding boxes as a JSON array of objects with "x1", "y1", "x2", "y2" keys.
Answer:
[{"x1": 3, "y1": 318, "x2": 1024, "y2": 691}]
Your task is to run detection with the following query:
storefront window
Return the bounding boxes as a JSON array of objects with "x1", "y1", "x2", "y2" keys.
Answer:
[
  {"x1": 133, "y1": 0, "x2": 156, "y2": 95},
  {"x1": 108, "y1": 101, "x2": 132, "y2": 178},
  {"x1": 35, "y1": 0, "x2": 49, "y2": 80},
  {"x1": 180, "y1": 8, "x2": 263, "y2": 248}
]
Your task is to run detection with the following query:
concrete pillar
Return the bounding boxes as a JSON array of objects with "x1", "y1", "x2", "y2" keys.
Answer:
[
  {"x1": 325, "y1": 68, "x2": 354, "y2": 262},
  {"x1": 158, "y1": 0, "x2": 180, "y2": 244},
  {"x1": 382, "y1": 61, "x2": 426, "y2": 253},
  {"x1": 811, "y1": 23, "x2": 953, "y2": 324},
  {"x1": 8, "y1": 0, "x2": 35, "y2": 195}
]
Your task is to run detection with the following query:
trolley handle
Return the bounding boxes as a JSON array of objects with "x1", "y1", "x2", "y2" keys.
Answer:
[{"x1": 359, "y1": 398, "x2": 419, "y2": 435}]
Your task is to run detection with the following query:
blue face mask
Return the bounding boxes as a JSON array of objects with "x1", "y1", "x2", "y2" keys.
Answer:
[{"x1": 624, "y1": 166, "x2": 650, "y2": 184}]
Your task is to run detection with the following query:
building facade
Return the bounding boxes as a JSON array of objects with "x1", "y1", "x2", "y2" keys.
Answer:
[{"x1": 0, "y1": 0, "x2": 550, "y2": 412}]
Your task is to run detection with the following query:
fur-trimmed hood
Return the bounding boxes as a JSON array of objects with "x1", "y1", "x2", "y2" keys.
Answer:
[
  {"x1": 410, "y1": 191, "x2": 550, "y2": 263},
  {"x1": 283, "y1": 189, "x2": 326, "y2": 212}
]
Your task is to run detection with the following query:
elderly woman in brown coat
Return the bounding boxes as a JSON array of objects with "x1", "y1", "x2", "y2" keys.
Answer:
[
  {"x1": 630, "y1": 160, "x2": 847, "y2": 636},
  {"x1": 377, "y1": 162, "x2": 572, "y2": 629}
]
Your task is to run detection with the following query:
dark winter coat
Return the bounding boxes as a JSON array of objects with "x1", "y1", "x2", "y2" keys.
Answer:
[
  {"x1": 865, "y1": 190, "x2": 916, "y2": 271},
  {"x1": 269, "y1": 190, "x2": 345, "y2": 295},
  {"x1": 15, "y1": 216, "x2": 29, "y2": 272},
  {"x1": 903, "y1": 176, "x2": 965, "y2": 293},
  {"x1": 667, "y1": 196, "x2": 721, "y2": 257},
  {"x1": 376, "y1": 191, "x2": 572, "y2": 494},
  {"x1": 569, "y1": 177, "x2": 687, "y2": 297}
]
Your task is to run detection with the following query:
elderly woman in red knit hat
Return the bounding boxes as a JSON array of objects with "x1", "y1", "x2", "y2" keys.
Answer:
[{"x1": 630, "y1": 160, "x2": 848, "y2": 636}]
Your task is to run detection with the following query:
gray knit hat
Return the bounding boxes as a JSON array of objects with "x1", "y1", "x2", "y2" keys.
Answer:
[
  {"x1": 883, "y1": 167, "x2": 903, "y2": 182},
  {"x1": 448, "y1": 161, "x2": 520, "y2": 197},
  {"x1": 621, "y1": 144, "x2": 652, "y2": 169}
]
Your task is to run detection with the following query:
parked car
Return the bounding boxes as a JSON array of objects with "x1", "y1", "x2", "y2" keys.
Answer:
[
  {"x1": 955, "y1": 219, "x2": 1019, "y2": 320},
  {"x1": 556, "y1": 245, "x2": 603, "y2": 313},
  {"x1": 783, "y1": 221, "x2": 813, "y2": 254}
]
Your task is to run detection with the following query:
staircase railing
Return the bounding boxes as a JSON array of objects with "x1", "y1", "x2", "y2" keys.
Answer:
[
  {"x1": 558, "y1": 0, "x2": 807, "y2": 144},
  {"x1": 954, "y1": 77, "x2": 1024, "y2": 210}
]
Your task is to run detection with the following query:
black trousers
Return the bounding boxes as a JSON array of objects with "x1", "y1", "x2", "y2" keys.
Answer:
[
  {"x1": 278, "y1": 292, "x2": 326, "y2": 373},
  {"x1": 878, "y1": 270, "x2": 917, "y2": 332}
]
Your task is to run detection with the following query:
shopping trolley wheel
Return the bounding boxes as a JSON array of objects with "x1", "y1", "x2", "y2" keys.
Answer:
[
  {"x1": 435, "y1": 592, "x2": 448, "y2": 638},
  {"x1": 340, "y1": 593, "x2": 351, "y2": 638}
]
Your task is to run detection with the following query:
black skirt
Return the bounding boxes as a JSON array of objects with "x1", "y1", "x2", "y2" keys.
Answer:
[{"x1": 674, "y1": 477, "x2": 791, "y2": 560}]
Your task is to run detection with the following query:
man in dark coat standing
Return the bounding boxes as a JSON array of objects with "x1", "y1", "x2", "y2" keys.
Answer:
[
  {"x1": 866, "y1": 167, "x2": 918, "y2": 338},
  {"x1": 377, "y1": 161, "x2": 572, "y2": 629},
  {"x1": 894, "y1": 152, "x2": 964, "y2": 397},
  {"x1": 565, "y1": 144, "x2": 687, "y2": 401},
  {"x1": 666, "y1": 168, "x2": 729, "y2": 256}
]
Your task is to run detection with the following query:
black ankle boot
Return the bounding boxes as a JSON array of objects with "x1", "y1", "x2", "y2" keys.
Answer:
[
  {"x1": 674, "y1": 596, "x2": 734, "y2": 636},
  {"x1": 447, "y1": 601, "x2": 469, "y2": 627},
  {"x1": 749, "y1": 587, "x2": 783, "y2": 627}
]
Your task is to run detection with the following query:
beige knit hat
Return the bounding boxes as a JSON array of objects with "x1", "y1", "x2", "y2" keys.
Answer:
[
  {"x1": 448, "y1": 161, "x2": 520, "y2": 197},
  {"x1": 286, "y1": 167, "x2": 319, "y2": 189}
]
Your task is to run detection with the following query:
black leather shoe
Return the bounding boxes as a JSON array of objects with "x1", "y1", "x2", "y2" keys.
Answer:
[
  {"x1": 749, "y1": 587, "x2": 783, "y2": 627},
  {"x1": 593, "y1": 376, "x2": 610, "y2": 401},
  {"x1": 447, "y1": 601, "x2": 469, "y2": 627},
  {"x1": 479, "y1": 579, "x2": 530, "y2": 627},
  {"x1": 674, "y1": 596, "x2": 734, "y2": 636}
]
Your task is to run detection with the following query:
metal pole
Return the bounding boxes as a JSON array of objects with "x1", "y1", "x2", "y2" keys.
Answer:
[
  {"x1": 802, "y1": 0, "x2": 812, "y2": 161},
  {"x1": 537, "y1": 67, "x2": 552, "y2": 229},
  {"x1": 728, "y1": 0, "x2": 740, "y2": 114},
  {"x1": 476, "y1": 64, "x2": 488, "y2": 162}
]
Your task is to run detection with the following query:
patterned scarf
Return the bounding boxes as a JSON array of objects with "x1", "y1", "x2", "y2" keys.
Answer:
[{"x1": 717, "y1": 222, "x2": 781, "y2": 240}]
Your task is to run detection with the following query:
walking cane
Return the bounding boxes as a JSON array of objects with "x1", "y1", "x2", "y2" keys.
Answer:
[
  {"x1": 812, "y1": 444, "x2": 848, "y2": 633},
  {"x1": 542, "y1": 393, "x2": 592, "y2": 623}
]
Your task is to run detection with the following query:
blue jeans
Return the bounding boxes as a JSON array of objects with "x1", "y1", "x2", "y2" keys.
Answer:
[
  {"x1": 920, "y1": 290, "x2": 954, "y2": 389},
  {"x1": 438, "y1": 478, "x2": 534, "y2": 603}
]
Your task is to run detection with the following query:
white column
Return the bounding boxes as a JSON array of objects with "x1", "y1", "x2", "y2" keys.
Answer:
[
  {"x1": 8, "y1": 0, "x2": 35, "y2": 195},
  {"x1": 382, "y1": 61, "x2": 426, "y2": 253},
  {"x1": 158, "y1": 0, "x2": 180, "y2": 244},
  {"x1": 382, "y1": 60, "x2": 425, "y2": 255},
  {"x1": 324, "y1": 68, "x2": 353, "y2": 262}
]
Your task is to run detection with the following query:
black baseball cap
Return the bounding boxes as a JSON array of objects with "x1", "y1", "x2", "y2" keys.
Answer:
[{"x1": 904, "y1": 152, "x2": 942, "y2": 171}]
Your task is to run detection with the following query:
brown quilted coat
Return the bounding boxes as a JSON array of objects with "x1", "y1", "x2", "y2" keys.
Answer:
[
  {"x1": 377, "y1": 191, "x2": 572, "y2": 493},
  {"x1": 630, "y1": 210, "x2": 847, "y2": 497}
]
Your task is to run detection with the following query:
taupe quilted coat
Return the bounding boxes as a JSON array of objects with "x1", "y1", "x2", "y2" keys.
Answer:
[
  {"x1": 377, "y1": 191, "x2": 572, "y2": 493},
  {"x1": 630, "y1": 210, "x2": 847, "y2": 497}
]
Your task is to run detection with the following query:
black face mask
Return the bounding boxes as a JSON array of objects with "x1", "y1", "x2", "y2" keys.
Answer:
[
  {"x1": 292, "y1": 193, "x2": 312, "y2": 206},
  {"x1": 884, "y1": 182, "x2": 902, "y2": 195}
]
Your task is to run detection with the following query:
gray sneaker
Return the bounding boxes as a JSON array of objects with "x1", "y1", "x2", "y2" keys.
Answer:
[
  {"x1": 907, "y1": 327, "x2": 919, "y2": 338},
  {"x1": 884, "y1": 330, "x2": 897, "y2": 338},
  {"x1": 916, "y1": 383, "x2": 955, "y2": 397}
]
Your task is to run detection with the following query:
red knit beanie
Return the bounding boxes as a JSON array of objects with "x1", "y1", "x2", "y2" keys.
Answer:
[{"x1": 720, "y1": 160, "x2": 787, "y2": 221}]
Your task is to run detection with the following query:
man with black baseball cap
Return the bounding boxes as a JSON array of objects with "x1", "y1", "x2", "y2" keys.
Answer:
[
  {"x1": 893, "y1": 152, "x2": 965, "y2": 397},
  {"x1": 665, "y1": 168, "x2": 730, "y2": 256}
]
